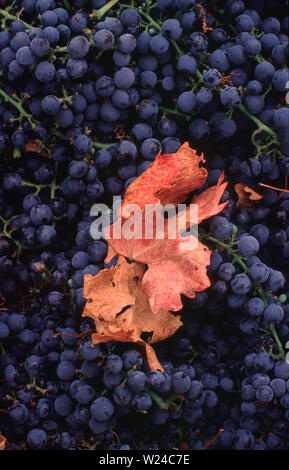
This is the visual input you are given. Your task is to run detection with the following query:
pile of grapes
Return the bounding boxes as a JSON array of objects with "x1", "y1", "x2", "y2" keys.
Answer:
[{"x1": 0, "y1": 0, "x2": 289, "y2": 451}]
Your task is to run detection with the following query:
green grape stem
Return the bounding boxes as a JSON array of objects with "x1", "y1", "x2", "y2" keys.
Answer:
[
  {"x1": 63, "y1": 0, "x2": 70, "y2": 10},
  {"x1": 49, "y1": 124, "x2": 115, "y2": 149},
  {"x1": 120, "y1": 1, "x2": 203, "y2": 84},
  {"x1": 86, "y1": 440, "x2": 101, "y2": 450},
  {"x1": 23, "y1": 181, "x2": 47, "y2": 195},
  {"x1": 238, "y1": 104, "x2": 276, "y2": 139},
  {"x1": 0, "y1": 0, "x2": 121, "y2": 24},
  {"x1": 204, "y1": 235, "x2": 285, "y2": 360},
  {"x1": 93, "y1": 141, "x2": 115, "y2": 150},
  {"x1": 262, "y1": 84, "x2": 272, "y2": 99},
  {"x1": 53, "y1": 46, "x2": 68, "y2": 54},
  {"x1": 136, "y1": 8, "x2": 184, "y2": 59},
  {"x1": 0, "y1": 8, "x2": 33, "y2": 30},
  {"x1": 0, "y1": 88, "x2": 36, "y2": 126},
  {"x1": 203, "y1": 235, "x2": 249, "y2": 273},
  {"x1": 269, "y1": 324, "x2": 285, "y2": 359},
  {"x1": 92, "y1": 0, "x2": 121, "y2": 19},
  {"x1": 50, "y1": 162, "x2": 58, "y2": 200},
  {"x1": 0, "y1": 213, "x2": 42, "y2": 261},
  {"x1": 254, "y1": 55, "x2": 264, "y2": 63},
  {"x1": 143, "y1": 386, "x2": 170, "y2": 410},
  {"x1": 0, "y1": 1, "x2": 117, "y2": 58},
  {"x1": 13, "y1": 147, "x2": 21, "y2": 158},
  {"x1": 26, "y1": 377, "x2": 48, "y2": 394},
  {"x1": 0, "y1": 214, "x2": 23, "y2": 237},
  {"x1": 196, "y1": 69, "x2": 203, "y2": 83},
  {"x1": 50, "y1": 129, "x2": 67, "y2": 141},
  {"x1": 159, "y1": 106, "x2": 192, "y2": 120},
  {"x1": 121, "y1": 368, "x2": 174, "y2": 410}
]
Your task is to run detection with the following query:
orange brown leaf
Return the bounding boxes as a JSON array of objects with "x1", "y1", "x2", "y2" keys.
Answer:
[
  {"x1": 235, "y1": 183, "x2": 263, "y2": 210},
  {"x1": 82, "y1": 257, "x2": 182, "y2": 370},
  {"x1": 83, "y1": 256, "x2": 144, "y2": 322}
]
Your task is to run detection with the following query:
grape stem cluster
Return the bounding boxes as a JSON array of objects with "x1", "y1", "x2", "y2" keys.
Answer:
[
  {"x1": 238, "y1": 104, "x2": 279, "y2": 159},
  {"x1": 0, "y1": 85, "x2": 113, "y2": 152},
  {"x1": 0, "y1": 88, "x2": 37, "y2": 127},
  {"x1": 0, "y1": 168, "x2": 60, "y2": 260},
  {"x1": 0, "y1": 212, "x2": 43, "y2": 262},
  {"x1": 0, "y1": 7, "x2": 32, "y2": 31},
  {"x1": 202, "y1": 233, "x2": 285, "y2": 360}
]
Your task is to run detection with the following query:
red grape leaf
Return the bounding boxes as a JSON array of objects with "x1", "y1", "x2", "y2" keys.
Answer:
[
  {"x1": 122, "y1": 142, "x2": 207, "y2": 216},
  {"x1": 105, "y1": 213, "x2": 212, "y2": 313},
  {"x1": 105, "y1": 173, "x2": 227, "y2": 313},
  {"x1": 82, "y1": 256, "x2": 182, "y2": 371},
  {"x1": 190, "y1": 171, "x2": 228, "y2": 223},
  {"x1": 141, "y1": 237, "x2": 212, "y2": 313}
]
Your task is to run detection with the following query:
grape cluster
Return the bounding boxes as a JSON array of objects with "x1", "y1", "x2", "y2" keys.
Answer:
[{"x1": 0, "y1": 0, "x2": 289, "y2": 451}]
